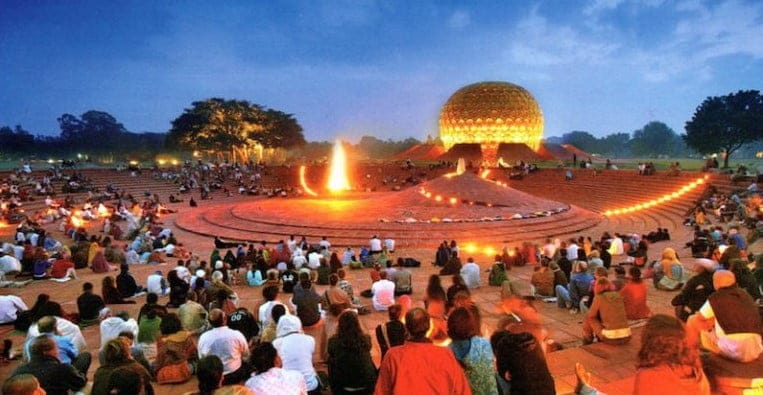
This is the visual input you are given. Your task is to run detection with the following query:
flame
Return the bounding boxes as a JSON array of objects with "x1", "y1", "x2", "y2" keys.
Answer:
[
  {"x1": 299, "y1": 166, "x2": 319, "y2": 197},
  {"x1": 97, "y1": 204, "x2": 110, "y2": 217},
  {"x1": 327, "y1": 139, "x2": 350, "y2": 192},
  {"x1": 70, "y1": 216, "x2": 83, "y2": 228}
]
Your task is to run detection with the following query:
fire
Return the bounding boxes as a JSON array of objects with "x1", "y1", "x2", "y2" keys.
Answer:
[
  {"x1": 70, "y1": 216, "x2": 83, "y2": 228},
  {"x1": 299, "y1": 166, "x2": 319, "y2": 197},
  {"x1": 97, "y1": 204, "x2": 110, "y2": 217},
  {"x1": 327, "y1": 139, "x2": 350, "y2": 192}
]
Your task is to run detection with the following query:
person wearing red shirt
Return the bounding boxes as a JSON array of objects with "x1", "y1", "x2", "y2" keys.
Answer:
[
  {"x1": 374, "y1": 308, "x2": 471, "y2": 395},
  {"x1": 620, "y1": 266, "x2": 651, "y2": 320}
]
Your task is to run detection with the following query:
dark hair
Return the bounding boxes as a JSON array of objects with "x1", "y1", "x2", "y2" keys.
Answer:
[
  {"x1": 250, "y1": 342, "x2": 278, "y2": 374},
  {"x1": 447, "y1": 307, "x2": 477, "y2": 341},
  {"x1": 83, "y1": 282, "x2": 93, "y2": 291},
  {"x1": 30, "y1": 335, "x2": 56, "y2": 358},
  {"x1": 160, "y1": 313, "x2": 182, "y2": 335},
  {"x1": 197, "y1": 355, "x2": 224, "y2": 395},
  {"x1": 335, "y1": 311, "x2": 370, "y2": 351},
  {"x1": 263, "y1": 285, "x2": 279, "y2": 301},
  {"x1": 271, "y1": 304, "x2": 287, "y2": 323},
  {"x1": 388, "y1": 304, "x2": 402, "y2": 321},
  {"x1": 491, "y1": 330, "x2": 547, "y2": 382},
  {"x1": 147, "y1": 292, "x2": 159, "y2": 304},
  {"x1": 329, "y1": 273, "x2": 339, "y2": 286},
  {"x1": 103, "y1": 337, "x2": 131, "y2": 364},
  {"x1": 107, "y1": 366, "x2": 143, "y2": 395},
  {"x1": 451, "y1": 273, "x2": 466, "y2": 287},
  {"x1": 629, "y1": 266, "x2": 642, "y2": 282},
  {"x1": 426, "y1": 275, "x2": 445, "y2": 301}
]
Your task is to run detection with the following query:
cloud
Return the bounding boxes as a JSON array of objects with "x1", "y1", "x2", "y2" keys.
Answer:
[
  {"x1": 507, "y1": 10, "x2": 620, "y2": 67},
  {"x1": 447, "y1": 10, "x2": 471, "y2": 29}
]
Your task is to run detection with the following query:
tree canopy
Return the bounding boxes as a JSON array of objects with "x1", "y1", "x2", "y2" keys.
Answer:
[
  {"x1": 629, "y1": 121, "x2": 684, "y2": 157},
  {"x1": 684, "y1": 90, "x2": 763, "y2": 167},
  {"x1": 166, "y1": 98, "x2": 305, "y2": 158}
]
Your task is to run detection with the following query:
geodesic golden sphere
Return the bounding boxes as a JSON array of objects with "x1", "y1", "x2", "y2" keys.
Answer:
[{"x1": 439, "y1": 81, "x2": 544, "y2": 152}]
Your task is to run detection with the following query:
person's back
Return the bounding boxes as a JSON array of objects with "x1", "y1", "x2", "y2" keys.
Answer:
[
  {"x1": 375, "y1": 308, "x2": 471, "y2": 395},
  {"x1": 460, "y1": 260, "x2": 481, "y2": 289},
  {"x1": 372, "y1": 275, "x2": 395, "y2": 311}
]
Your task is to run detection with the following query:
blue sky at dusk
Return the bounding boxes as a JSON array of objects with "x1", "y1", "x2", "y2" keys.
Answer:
[{"x1": 1, "y1": 0, "x2": 761, "y2": 142}]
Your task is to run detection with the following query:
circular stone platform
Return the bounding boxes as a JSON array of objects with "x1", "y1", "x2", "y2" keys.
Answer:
[{"x1": 174, "y1": 172, "x2": 604, "y2": 248}]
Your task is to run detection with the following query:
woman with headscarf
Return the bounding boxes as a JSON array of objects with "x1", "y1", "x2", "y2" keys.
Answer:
[
  {"x1": 655, "y1": 247, "x2": 684, "y2": 291},
  {"x1": 91, "y1": 250, "x2": 114, "y2": 273},
  {"x1": 273, "y1": 314, "x2": 320, "y2": 394}
]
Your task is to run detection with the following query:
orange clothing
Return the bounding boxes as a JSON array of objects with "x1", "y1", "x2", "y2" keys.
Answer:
[
  {"x1": 374, "y1": 341, "x2": 471, "y2": 395},
  {"x1": 633, "y1": 365, "x2": 710, "y2": 395},
  {"x1": 620, "y1": 281, "x2": 652, "y2": 320}
]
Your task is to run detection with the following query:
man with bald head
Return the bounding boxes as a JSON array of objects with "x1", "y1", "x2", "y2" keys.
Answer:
[
  {"x1": 375, "y1": 307, "x2": 471, "y2": 394},
  {"x1": 198, "y1": 308, "x2": 251, "y2": 384},
  {"x1": 23, "y1": 316, "x2": 91, "y2": 376},
  {"x1": 687, "y1": 270, "x2": 763, "y2": 362}
]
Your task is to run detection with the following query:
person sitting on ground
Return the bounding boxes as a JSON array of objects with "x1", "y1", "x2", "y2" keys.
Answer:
[
  {"x1": 146, "y1": 270, "x2": 169, "y2": 296},
  {"x1": 392, "y1": 258, "x2": 412, "y2": 296},
  {"x1": 198, "y1": 308, "x2": 251, "y2": 385},
  {"x1": 375, "y1": 304, "x2": 406, "y2": 358},
  {"x1": 116, "y1": 263, "x2": 144, "y2": 298},
  {"x1": 447, "y1": 307, "x2": 498, "y2": 395},
  {"x1": 245, "y1": 342, "x2": 306, "y2": 394},
  {"x1": 460, "y1": 257, "x2": 481, "y2": 289},
  {"x1": 227, "y1": 307, "x2": 260, "y2": 346},
  {"x1": 531, "y1": 258, "x2": 556, "y2": 297},
  {"x1": 671, "y1": 258, "x2": 717, "y2": 322},
  {"x1": 324, "y1": 273, "x2": 352, "y2": 312},
  {"x1": 272, "y1": 314, "x2": 320, "y2": 394},
  {"x1": 1, "y1": 374, "x2": 46, "y2": 395},
  {"x1": 556, "y1": 261, "x2": 593, "y2": 314},
  {"x1": 154, "y1": 312, "x2": 197, "y2": 384},
  {"x1": 167, "y1": 269, "x2": 190, "y2": 308},
  {"x1": 446, "y1": 273, "x2": 470, "y2": 311},
  {"x1": 583, "y1": 277, "x2": 631, "y2": 345},
  {"x1": 371, "y1": 270, "x2": 395, "y2": 311},
  {"x1": 492, "y1": 329, "x2": 555, "y2": 395},
  {"x1": 23, "y1": 315, "x2": 92, "y2": 378},
  {"x1": 0, "y1": 294, "x2": 28, "y2": 326},
  {"x1": 439, "y1": 250, "x2": 462, "y2": 275},
  {"x1": 654, "y1": 247, "x2": 684, "y2": 291},
  {"x1": 620, "y1": 266, "x2": 652, "y2": 320},
  {"x1": 99, "y1": 311, "x2": 139, "y2": 350},
  {"x1": 259, "y1": 304, "x2": 287, "y2": 344},
  {"x1": 258, "y1": 285, "x2": 286, "y2": 327},
  {"x1": 178, "y1": 298, "x2": 210, "y2": 336},
  {"x1": 48, "y1": 252, "x2": 77, "y2": 281},
  {"x1": 102, "y1": 275, "x2": 136, "y2": 305},
  {"x1": 374, "y1": 308, "x2": 471, "y2": 394},
  {"x1": 11, "y1": 335, "x2": 87, "y2": 395},
  {"x1": 327, "y1": 311, "x2": 378, "y2": 394},
  {"x1": 686, "y1": 270, "x2": 763, "y2": 362},
  {"x1": 576, "y1": 314, "x2": 710, "y2": 395},
  {"x1": 195, "y1": 355, "x2": 253, "y2": 395}
]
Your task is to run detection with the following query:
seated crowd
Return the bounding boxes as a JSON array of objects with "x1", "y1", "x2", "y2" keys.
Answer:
[{"x1": 1, "y1": 168, "x2": 762, "y2": 395}]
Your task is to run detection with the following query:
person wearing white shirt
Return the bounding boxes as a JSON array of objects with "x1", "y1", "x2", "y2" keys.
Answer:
[
  {"x1": 174, "y1": 261, "x2": 191, "y2": 283},
  {"x1": 198, "y1": 308, "x2": 251, "y2": 384},
  {"x1": 99, "y1": 311, "x2": 139, "y2": 349},
  {"x1": 384, "y1": 238, "x2": 395, "y2": 253},
  {"x1": 566, "y1": 241, "x2": 579, "y2": 262},
  {"x1": 608, "y1": 235, "x2": 624, "y2": 256},
  {"x1": 0, "y1": 252, "x2": 22, "y2": 274},
  {"x1": 369, "y1": 236, "x2": 382, "y2": 254},
  {"x1": 146, "y1": 270, "x2": 168, "y2": 296},
  {"x1": 371, "y1": 271, "x2": 396, "y2": 311},
  {"x1": 0, "y1": 295, "x2": 27, "y2": 324},
  {"x1": 460, "y1": 257, "x2": 482, "y2": 289},
  {"x1": 319, "y1": 237, "x2": 331, "y2": 250},
  {"x1": 27, "y1": 315, "x2": 88, "y2": 354},
  {"x1": 292, "y1": 250, "x2": 307, "y2": 269},
  {"x1": 307, "y1": 250, "x2": 322, "y2": 270},
  {"x1": 273, "y1": 314, "x2": 320, "y2": 392}
]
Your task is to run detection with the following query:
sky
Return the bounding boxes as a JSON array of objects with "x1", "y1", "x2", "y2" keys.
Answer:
[{"x1": 1, "y1": 0, "x2": 762, "y2": 143}]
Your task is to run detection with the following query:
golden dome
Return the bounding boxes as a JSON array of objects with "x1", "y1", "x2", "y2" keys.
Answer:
[{"x1": 439, "y1": 81, "x2": 544, "y2": 152}]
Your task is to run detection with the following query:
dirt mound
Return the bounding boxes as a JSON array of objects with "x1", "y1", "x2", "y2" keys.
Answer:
[
  {"x1": 438, "y1": 143, "x2": 483, "y2": 163},
  {"x1": 538, "y1": 143, "x2": 573, "y2": 160},
  {"x1": 496, "y1": 143, "x2": 544, "y2": 163},
  {"x1": 390, "y1": 144, "x2": 446, "y2": 161}
]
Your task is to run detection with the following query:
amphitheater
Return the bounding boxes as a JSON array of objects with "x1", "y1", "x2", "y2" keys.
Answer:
[{"x1": 0, "y1": 164, "x2": 760, "y2": 394}]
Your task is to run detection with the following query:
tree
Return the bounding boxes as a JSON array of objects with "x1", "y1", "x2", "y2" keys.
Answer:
[
  {"x1": 630, "y1": 121, "x2": 681, "y2": 157},
  {"x1": 684, "y1": 90, "x2": 763, "y2": 168},
  {"x1": 561, "y1": 131, "x2": 600, "y2": 153},
  {"x1": 57, "y1": 110, "x2": 128, "y2": 153},
  {"x1": 167, "y1": 98, "x2": 305, "y2": 161}
]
